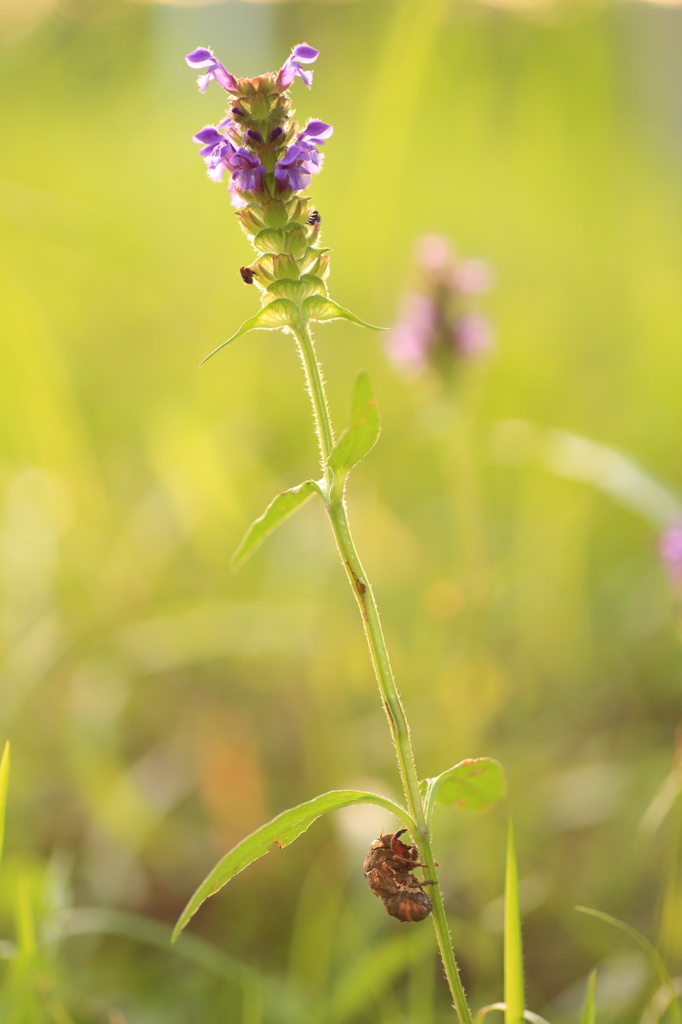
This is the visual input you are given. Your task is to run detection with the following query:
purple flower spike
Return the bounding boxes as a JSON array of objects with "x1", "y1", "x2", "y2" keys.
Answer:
[
  {"x1": 274, "y1": 144, "x2": 317, "y2": 191},
  {"x1": 660, "y1": 525, "x2": 682, "y2": 584},
  {"x1": 229, "y1": 148, "x2": 265, "y2": 192},
  {"x1": 193, "y1": 126, "x2": 235, "y2": 182},
  {"x1": 277, "y1": 43, "x2": 319, "y2": 89},
  {"x1": 185, "y1": 47, "x2": 238, "y2": 94}
]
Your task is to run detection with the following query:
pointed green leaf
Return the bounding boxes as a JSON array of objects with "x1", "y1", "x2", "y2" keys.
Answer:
[
  {"x1": 328, "y1": 372, "x2": 380, "y2": 478},
  {"x1": 201, "y1": 300, "x2": 299, "y2": 365},
  {"x1": 505, "y1": 819, "x2": 525, "y2": 1024},
  {"x1": 424, "y1": 758, "x2": 506, "y2": 820},
  {"x1": 576, "y1": 907, "x2": 679, "y2": 1024},
  {"x1": 0, "y1": 742, "x2": 9, "y2": 870},
  {"x1": 302, "y1": 295, "x2": 389, "y2": 330},
  {"x1": 231, "y1": 481, "x2": 322, "y2": 569},
  {"x1": 580, "y1": 970, "x2": 597, "y2": 1024},
  {"x1": 173, "y1": 790, "x2": 414, "y2": 942}
]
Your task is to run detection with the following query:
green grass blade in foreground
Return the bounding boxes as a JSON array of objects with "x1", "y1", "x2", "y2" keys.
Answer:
[
  {"x1": 423, "y1": 758, "x2": 505, "y2": 821},
  {"x1": 580, "y1": 970, "x2": 597, "y2": 1024},
  {"x1": 328, "y1": 372, "x2": 380, "y2": 478},
  {"x1": 0, "y1": 742, "x2": 9, "y2": 870},
  {"x1": 231, "y1": 481, "x2": 322, "y2": 568},
  {"x1": 505, "y1": 819, "x2": 525, "y2": 1024},
  {"x1": 173, "y1": 790, "x2": 415, "y2": 941},
  {"x1": 576, "y1": 907, "x2": 680, "y2": 1024}
]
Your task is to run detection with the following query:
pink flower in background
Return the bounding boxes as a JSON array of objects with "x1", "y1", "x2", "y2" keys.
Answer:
[
  {"x1": 453, "y1": 313, "x2": 494, "y2": 357},
  {"x1": 660, "y1": 525, "x2": 682, "y2": 583},
  {"x1": 388, "y1": 234, "x2": 495, "y2": 376},
  {"x1": 387, "y1": 293, "x2": 438, "y2": 370}
]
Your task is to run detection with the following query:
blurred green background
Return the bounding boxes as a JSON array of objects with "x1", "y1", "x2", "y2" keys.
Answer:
[{"x1": 1, "y1": 0, "x2": 682, "y2": 1019}]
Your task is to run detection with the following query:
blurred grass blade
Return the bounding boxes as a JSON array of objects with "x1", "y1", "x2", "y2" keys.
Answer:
[
  {"x1": 424, "y1": 758, "x2": 506, "y2": 820},
  {"x1": 640, "y1": 766, "x2": 682, "y2": 835},
  {"x1": 328, "y1": 929, "x2": 434, "y2": 1023},
  {"x1": 173, "y1": 790, "x2": 414, "y2": 941},
  {"x1": 328, "y1": 372, "x2": 380, "y2": 477},
  {"x1": 231, "y1": 481, "x2": 322, "y2": 569},
  {"x1": 505, "y1": 819, "x2": 525, "y2": 1024},
  {"x1": 0, "y1": 742, "x2": 10, "y2": 870},
  {"x1": 642, "y1": 979, "x2": 682, "y2": 1024},
  {"x1": 576, "y1": 907, "x2": 679, "y2": 1024},
  {"x1": 302, "y1": 296, "x2": 389, "y2": 330},
  {"x1": 16, "y1": 877, "x2": 37, "y2": 957},
  {"x1": 580, "y1": 969, "x2": 597, "y2": 1024}
]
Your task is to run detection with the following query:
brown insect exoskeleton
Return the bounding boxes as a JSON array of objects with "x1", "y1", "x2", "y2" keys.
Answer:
[
  {"x1": 363, "y1": 828, "x2": 434, "y2": 923},
  {"x1": 240, "y1": 266, "x2": 256, "y2": 284}
]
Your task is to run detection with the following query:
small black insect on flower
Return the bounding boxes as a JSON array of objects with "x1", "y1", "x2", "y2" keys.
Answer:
[
  {"x1": 308, "y1": 210, "x2": 321, "y2": 225},
  {"x1": 363, "y1": 829, "x2": 434, "y2": 922},
  {"x1": 240, "y1": 266, "x2": 256, "y2": 284}
]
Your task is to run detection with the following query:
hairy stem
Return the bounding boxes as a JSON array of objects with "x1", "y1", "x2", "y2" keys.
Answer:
[{"x1": 293, "y1": 322, "x2": 473, "y2": 1024}]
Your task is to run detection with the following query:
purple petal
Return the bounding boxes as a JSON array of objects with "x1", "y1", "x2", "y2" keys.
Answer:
[
  {"x1": 193, "y1": 127, "x2": 225, "y2": 146},
  {"x1": 298, "y1": 120, "x2": 333, "y2": 144},
  {"x1": 217, "y1": 116, "x2": 234, "y2": 130},
  {"x1": 290, "y1": 44, "x2": 319, "y2": 63},
  {"x1": 297, "y1": 69, "x2": 314, "y2": 88},
  {"x1": 186, "y1": 48, "x2": 214, "y2": 68}
]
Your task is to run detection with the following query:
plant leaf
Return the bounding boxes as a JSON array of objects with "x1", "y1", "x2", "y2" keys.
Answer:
[
  {"x1": 328, "y1": 372, "x2": 380, "y2": 478},
  {"x1": 173, "y1": 790, "x2": 414, "y2": 942},
  {"x1": 201, "y1": 299, "x2": 300, "y2": 365},
  {"x1": 505, "y1": 819, "x2": 525, "y2": 1024},
  {"x1": 231, "y1": 481, "x2": 323, "y2": 569},
  {"x1": 302, "y1": 295, "x2": 389, "y2": 330},
  {"x1": 576, "y1": 907, "x2": 680, "y2": 1024},
  {"x1": 0, "y1": 742, "x2": 9, "y2": 871},
  {"x1": 424, "y1": 758, "x2": 506, "y2": 820},
  {"x1": 580, "y1": 969, "x2": 597, "y2": 1024}
]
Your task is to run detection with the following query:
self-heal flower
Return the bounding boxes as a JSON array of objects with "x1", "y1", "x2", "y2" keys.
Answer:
[
  {"x1": 387, "y1": 234, "x2": 495, "y2": 376},
  {"x1": 186, "y1": 47, "x2": 238, "y2": 94},
  {"x1": 229, "y1": 148, "x2": 265, "y2": 192},
  {"x1": 193, "y1": 126, "x2": 234, "y2": 182},
  {"x1": 274, "y1": 145, "x2": 316, "y2": 191},
  {"x1": 277, "y1": 44, "x2": 319, "y2": 89}
]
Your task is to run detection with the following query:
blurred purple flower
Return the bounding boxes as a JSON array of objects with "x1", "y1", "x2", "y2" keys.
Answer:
[
  {"x1": 416, "y1": 234, "x2": 452, "y2": 273},
  {"x1": 660, "y1": 525, "x2": 682, "y2": 583},
  {"x1": 386, "y1": 293, "x2": 437, "y2": 372},
  {"x1": 186, "y1": 48, "x2": 238, "y2": 94},
  {"x1": 277, "y1": 44, "x2": 319, "y2": 89},
  {"x1": 452, "y1": 258, "x2": 494, "y2": 295},
  {"x1": 453, "y1": 313, "x2": 494, "y2": 358}
]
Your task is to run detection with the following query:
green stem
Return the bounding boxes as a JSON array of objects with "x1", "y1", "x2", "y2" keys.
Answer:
[{"x1": 293, "y1": 322, "x2": 473, "y2": 1024}]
